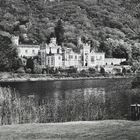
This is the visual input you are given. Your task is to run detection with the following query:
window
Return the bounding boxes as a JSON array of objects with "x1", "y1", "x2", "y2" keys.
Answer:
[
  {"x1": 96, "y1": 56, "x2": 99, "y2": 60},
  {"x1": 58, "y1": 56, "x2": 61, "y2": 60},
  {"x1": 25, "y1": 50, "x2": 28, "y2": 53},
  {"x1": 42, "y1": 52, "x2": 45, "y2": 57},
  {"x1": 75, "y1": 55, "x2": 77, "y2": 60},
  {"x1": 51, "y1": 57, "x2": 54, "y2": 65},
  {"x1": 69, "y1": 55, "x2": 73, "y2": 59},
  {"x1": 100, "y1": 56, "x2": 102, "y2": 60},
  {"x1": 32, "y1": 50, "x2": 35, "y2": 54},
  {"x1": 91, "y1": 56, "x2": 94, "y2": 62}
]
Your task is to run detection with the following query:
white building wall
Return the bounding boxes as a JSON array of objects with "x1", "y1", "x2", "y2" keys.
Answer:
[
  {"x1": 105, "y1": 58, "x2": 126, "y2": 65},
  {"x1": 40, "y1": 49, "x2": 46, "y2": 66},
  {"x1": 54, "y1": 55, "x2": 62, "y2": 67},
  {"x1": 94, "y1": 53, "x2": 105, "y2": 66},
  {"x1": 18, "y1": 46, "x2": 40, "y2": 57},
  {"x1": 81, "y1": 43, "x2": 105, "y2": 67},
  {"x1": 63, "y1": 50, "x2": 81, "y2": 68},
  {"x1": 45, "y1": 38, "x2": 62, "y2": 54},
  {"x1": 46, "y1": 55, "x2": 62, "y2": 68},
  {"x1": 46, "y1": 56, "x2": 54, "y2": 67}
]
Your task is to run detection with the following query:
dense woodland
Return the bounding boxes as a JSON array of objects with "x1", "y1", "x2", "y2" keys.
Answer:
[{"x1": 0, "y1": 0, "x2": 140, "y2": 71}]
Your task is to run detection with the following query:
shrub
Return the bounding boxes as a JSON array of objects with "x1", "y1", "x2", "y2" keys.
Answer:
[
  {"x1": 25, "y1": 68, "x2": 32, "y2": 74},
  {"x1": 34, "y1": 66, "x2": 42, "y2": 74},
  {"x1": 88, "y1": 67, "x2": 96, "y2": 74},
  {"x1": 100, "y1": 67, "x2": 105, "y2": 75},
  {"x1": 79, "y1": 69, "x2": 89, "y2": 77},
  {"x1": 16, "y1": 67, "x2": 25, "y2": 73},
  {"x1": 127, "y1": 69, "x2": 132, "y2": 73},
  {"x1": 67, "y1": 66, "x2": 77, "y2": 74},
  {"x1": 122, "y1": 67, "x2": 126, "y2": 75}
]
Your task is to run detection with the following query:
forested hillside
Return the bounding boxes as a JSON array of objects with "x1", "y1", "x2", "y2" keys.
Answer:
[{"x1": 0, "y1": 0, "x2": 140, "y2": 70}]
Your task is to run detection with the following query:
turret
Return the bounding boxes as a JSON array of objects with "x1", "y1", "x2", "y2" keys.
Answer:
[
  {"x1": 83, "y1": 43, "x2": 91, "y2": 53},
  {"x1": 81, "y1": 42, "x2": 91, "y2": 67},
  {"x1": 78, "y1": 37, "x2": 83, "y2": 46},
  {"x1": 11, "y1": 36, "x2": 19, "y2": 46},
  {"x1": 50, "y1": 37, "x2": 57, "y2": 45}
]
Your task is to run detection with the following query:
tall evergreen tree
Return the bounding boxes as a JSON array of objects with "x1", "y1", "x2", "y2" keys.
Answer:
[
  {"x1": 55, "y1": 19, "x2": 64, "y2": 46},
  {"x1": 0, "y1": 35, "x2": 19, "y2": 71}
]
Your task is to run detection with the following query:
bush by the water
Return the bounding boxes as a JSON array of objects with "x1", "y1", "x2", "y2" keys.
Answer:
[{"x1": 0, "y1": 87, "x2": 105, "y2": 124}]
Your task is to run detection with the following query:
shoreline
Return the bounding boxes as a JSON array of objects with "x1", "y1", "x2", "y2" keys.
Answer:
[{"x1": 0, "y1": 74, "x2": 134, "y2": 83}]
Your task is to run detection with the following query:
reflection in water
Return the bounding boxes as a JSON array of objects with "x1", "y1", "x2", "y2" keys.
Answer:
[
  {"x1": 50, "y1": 87, "x2": 117, "y2": 121},
  {"x1": 0, "y1": 78, "x2": 137, "y2": 124},
  {"x1": 83, "y1": 88, "x2": 105, "y2": 103},
  {"x1": 53, "y1": 87, "x2": 106, "y2": 109}
]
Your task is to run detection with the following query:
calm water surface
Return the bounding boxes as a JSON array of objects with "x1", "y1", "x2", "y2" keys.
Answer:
[
  {"x1": 0, "y1": 78, "x2": 132, "y2": 96},
  {"x1": 0, "y1": 78, "x2": 139, "y2": 121}
]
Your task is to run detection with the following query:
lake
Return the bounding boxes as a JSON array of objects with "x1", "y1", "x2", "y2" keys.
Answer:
[{"x1": 0, "y1": 78, "x2": 139, "y2": 123}]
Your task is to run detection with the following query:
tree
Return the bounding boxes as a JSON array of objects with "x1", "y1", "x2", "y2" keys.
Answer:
[
  {"x1": 55, "y1": 19, "x2": 64, "y2": 45},
  {"x1": 122, "y1": 67, "x2": 126, "y2": 75},
  {"x1": 26, "y1": 57, "x2": 34, "y2": 73},
  {"x1": 132, "y1": 43, "x2": 140, "y2": 61},
  {"x1": 100, "y1": 67, "x2": 105, "y2": 75},
  {"x1": 99, "y1": 41, "x2": 113, "y2": 58},
  {"x1": 0, "y1": 35, "x2": 19, "y2": 71}
]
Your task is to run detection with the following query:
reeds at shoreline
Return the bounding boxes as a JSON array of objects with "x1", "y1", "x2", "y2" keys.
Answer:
[{"x1": 0, "y1": 83, "x2": 139, "y2": 125}]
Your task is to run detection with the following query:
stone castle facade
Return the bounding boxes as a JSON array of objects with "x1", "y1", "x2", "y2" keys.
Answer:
[
  {"x1": 39, "y1": 37, "x2": 105, "y2": 68},
  {"x1": 11, "y1": 36, "x2": 126, "y2": 69}
]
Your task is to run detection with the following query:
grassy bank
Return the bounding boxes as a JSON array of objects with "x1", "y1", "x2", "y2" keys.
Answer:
[
  {"x1": 0, "y1": 72, "x2": 134, "y2": 82},
  {"x1": 0, "y1": 120, "x2": 140, "y2": 140}
]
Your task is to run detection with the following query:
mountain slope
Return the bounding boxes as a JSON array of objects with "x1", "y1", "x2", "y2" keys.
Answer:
[{"x1": 0, "y1": 0, "x2": 140, "y2": 61}]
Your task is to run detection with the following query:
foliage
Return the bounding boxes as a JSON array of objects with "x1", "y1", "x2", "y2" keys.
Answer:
[
  {"x1": 0, "y1": 35, "x2": 19, "y2": 71},
  {"x1": 67, "y1": 66, "x2": 77, "y2": 74},
  {"x1": 26, "y1": 58, "x2": 34, "y2": 73},
  {"x1": 25, "y1": 68, "x2": 32, "y2": 73},
  {"x1": 0, "y1": 0, "x2": 140, "y2": 71},
  {"x1": 99, "y1": 38, "x2": 132, "y2": 59},
  {"x1": 55, "y1": 19, "x2": 64, "y2": 45},
  {"x1": 100, "y1": 67, "x2": 105, "y2": 75},
  {"x1": 0, "y1": 78, "x2": 136, "y2": 125},
  {"x1": 16, "y1": 67, "x2": 25, "y2": 73},
  {"x1": 34, "y1": 65, "x2": 42, "y2": 74},
  {"x1": 88, "y1": 67, "x2": 96, "y2": 74},
  {"x1": 122, "y1": 67, "x2": 126, "y2": 75}
]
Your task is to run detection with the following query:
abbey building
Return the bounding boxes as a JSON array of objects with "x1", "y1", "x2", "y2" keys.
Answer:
[
  {"x1": 39, "y1": 37, "x2": 105, "y2": 68},
  {"x1": 11, "y1": 36, "x2": 125, "y2": 69}
]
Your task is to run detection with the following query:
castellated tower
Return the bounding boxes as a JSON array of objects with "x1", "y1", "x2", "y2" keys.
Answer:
[
  {"x1": 11, "y1": 36, "x2": 19, "y2": 46},
  {"x1": 82, "y1": 43, "x2": 91, "y2": 67}
]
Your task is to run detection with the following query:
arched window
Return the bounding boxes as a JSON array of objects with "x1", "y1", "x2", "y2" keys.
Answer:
[
  {"x1": 57, "y1": 48, "x2": 59, "y2": 54},
  {"x1": 32, "y1": 50, "x2": 35, "y2": 54}
]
